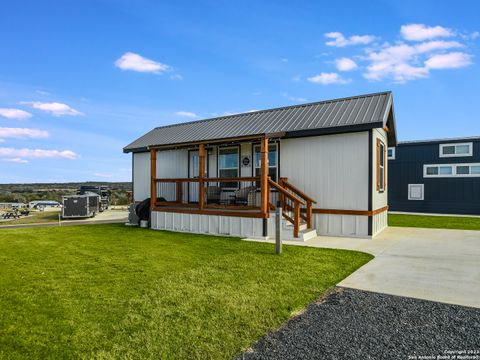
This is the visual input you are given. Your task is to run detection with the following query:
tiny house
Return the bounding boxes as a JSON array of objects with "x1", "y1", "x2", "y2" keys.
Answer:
[
  {"x1": 124, "y1": 92, "x2": 397, "y2": 239},
  {"x1": 388, "y1": 137, "x2": 480, "y2": 215}
]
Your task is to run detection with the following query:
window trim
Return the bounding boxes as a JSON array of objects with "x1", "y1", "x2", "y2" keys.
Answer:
[
  {"x1": 423, "y1": 163, "x2": 480, "y2": 178},
  {"x1": 387, "y1": 147, "x2": 396, "y2": 160},
  {"x1": 408, "y1": 184, "x2": 424, "y2": 201},
  {"x1": 253, "y1": 143, "x2": 278, "y2": 181},
  {"x1": 439, "y1": 142, "x2": 473, "y2": 158},
  {"x1": 217, "y1": 146, "x2": 240, "y2": 188},
  {"x1": 376, "y1": 138, "x2": 386, "y2": 192}
]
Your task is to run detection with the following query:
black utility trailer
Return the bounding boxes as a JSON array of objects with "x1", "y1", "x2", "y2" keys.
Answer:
[
  {"x1": 78, "y1": 186, "x2": 111, "y2": 212},
  {"x1": 62, "y1": 193, "x2": 100, "y2": 219}
]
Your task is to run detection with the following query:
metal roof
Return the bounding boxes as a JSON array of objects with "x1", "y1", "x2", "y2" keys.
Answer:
[
  {"x1": 124, "y1": 91, "x2": 395, "y2": 152},
  {"x1": 398, "y1": 136, "x2": 480, "y2": 146}
]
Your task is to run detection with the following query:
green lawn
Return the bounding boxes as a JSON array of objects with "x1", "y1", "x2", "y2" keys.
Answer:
[
  {"x1": 0, "y1": 210, "x2": 60, "y2": 226},
  {"x1": 389, "y1": 213, "x2": 480, "y2": 230},
  {"x1": 0, "y1": 224, "x2": 372, "y2": 359}
]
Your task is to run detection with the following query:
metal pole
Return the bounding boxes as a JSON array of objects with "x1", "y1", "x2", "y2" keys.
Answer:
[{"x1": 275, "y1": 200, "x2": 282, "y2": 254}]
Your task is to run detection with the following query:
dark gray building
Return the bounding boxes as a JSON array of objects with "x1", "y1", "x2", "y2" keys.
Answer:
[{"x1": 388, "y1": 137, "x2": 480, "y2": 215}]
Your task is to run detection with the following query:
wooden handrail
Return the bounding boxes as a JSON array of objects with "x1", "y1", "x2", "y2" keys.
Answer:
[
  {"x1": 268, "y1": 179, "x2": 305, "y2": 205},
  {"x1": 280, "y1": 178, "x2": 317, "y2": 204},
  {"x1": 155, "y1": 176, "x2": 260, "y2": 183}
]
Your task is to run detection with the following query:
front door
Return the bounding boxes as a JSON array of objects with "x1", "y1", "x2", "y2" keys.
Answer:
[{"x1": 189, "y1": 151, "x2": 209, "y2": 202}]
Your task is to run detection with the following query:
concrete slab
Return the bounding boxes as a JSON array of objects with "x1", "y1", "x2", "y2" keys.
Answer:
[{"x1": 245, "y1": 227, "x2": 480, "y2": 308}]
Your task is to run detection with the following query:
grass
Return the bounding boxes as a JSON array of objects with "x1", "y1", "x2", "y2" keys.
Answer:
[
  {"x1": 0, "y1": 224, "x2": 372, "y2": 359},
  {"x1": 389, "y1": 213, "x2": 480, "y2": 231},
  {"x1": 0, "y1": 210, "x2": 60, "y2": 226}
]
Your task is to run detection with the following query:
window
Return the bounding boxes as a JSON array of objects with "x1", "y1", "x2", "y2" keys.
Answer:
[
  {"x1": 423, "y1": 163, "x2": 480, "y2": 177},
  {"x1": 408, "y1": 184, "x2": 424, "y2": 200},
  {"x1": 218, "y1": 147, "x2": 239, "y2": 187},
  {"x1": 253, "y1": 144, "x2": 278, "y2": 182},
  {"x1": 387, "y1": 147, "x2": 396, "y2": 160},
  {"x1": 377, "y1": 139, "x2": 386, "y2": 192},
  {"x1": 439, "y1": 142, "x2": 473, "y2": 157}
]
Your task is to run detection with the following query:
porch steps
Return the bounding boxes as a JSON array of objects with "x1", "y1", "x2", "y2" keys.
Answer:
[{"x1": 281, "y1": 220, "x2": 317, "y2": 242}]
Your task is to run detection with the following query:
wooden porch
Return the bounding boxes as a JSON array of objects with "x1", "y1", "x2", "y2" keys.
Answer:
[{"x1": 149, "y1": 138, "x2": 316, "y2": 237}]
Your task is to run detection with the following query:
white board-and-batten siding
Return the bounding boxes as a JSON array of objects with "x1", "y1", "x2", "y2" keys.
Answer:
[
  {"x1": 133, "y1": 149, "x2": 189, "y2": 202},
  {"x1": 280, "y1": 132, "x2": 370, "y2": 237}
]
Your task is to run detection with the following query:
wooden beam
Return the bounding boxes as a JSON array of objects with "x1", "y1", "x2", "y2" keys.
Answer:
[
  {"x1": 260, "y1": 137, "x2": 269, "y2": 217},
  {"x1": 150, "y1": 149, "x2": 157, "y2": 210},
  {"x1": 198, "y1": 144, "x2": 206, "y2": 210},
  {"x1": 312, "y1": 206, "x2": 389, "y2": 216},
  {"x1": 152, "y1": 206, "x2": 265, "y2": 218}
]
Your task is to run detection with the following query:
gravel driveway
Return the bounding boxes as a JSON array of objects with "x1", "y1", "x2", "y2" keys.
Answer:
[{"x1": 237, "y1": 288, "x2": 480, "y2": 360}]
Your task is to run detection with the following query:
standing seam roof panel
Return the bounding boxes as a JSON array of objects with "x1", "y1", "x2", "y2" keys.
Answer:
[{"x1": 123, "y1": 92, "x2": 393, "y2": 151}]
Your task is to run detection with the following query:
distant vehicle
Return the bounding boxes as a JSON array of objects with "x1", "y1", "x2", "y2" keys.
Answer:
[
  {"x1": 62, "y1": 193, "x2": 100, "y2": 219},
  {"x1": 77, "y1": 186, "x2": 111, "y2": 212}
]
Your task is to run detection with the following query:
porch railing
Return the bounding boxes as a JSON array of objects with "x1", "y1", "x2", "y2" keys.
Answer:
[
  {"x1": 279, "y1": 177, "x2": 317, "y2": 230},
  {"x1": 151, "y1": 176, "x2": 314, "y2": 238},
  {"x1": 154, "y1": 177, "x2": 263, "y2": 210},
  {"x1": 148, "y1": 140, "x2": 315, "y2": 237}
]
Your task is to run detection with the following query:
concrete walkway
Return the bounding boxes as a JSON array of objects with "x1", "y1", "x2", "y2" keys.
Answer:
[{"x1": 248, "y1": 226, "x2": 480, "y2": 308}]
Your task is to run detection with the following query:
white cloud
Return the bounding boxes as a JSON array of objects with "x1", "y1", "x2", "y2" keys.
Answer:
[
  {"x1": 414, "y1": 40, "x2": 463, "y2": 53},
  {"x1": 35, "y1": 90, "x2": 50, "y2": 95},
  {"x1": 401, "y1": 24, "x2": 454, "y2": 41},
  {"x1": 175, "y1": 111, "x2": 198, "y2": 118},
  {"x1": 363, "y1": 41, "x2": 471, "y2": 82},
  {"x1": 2, "y1": 157, "x2": 28, "y2": 164},
  {"x1": 94, "y1": 172, "x2": 113, "y2": 178},
  {"x1": 0, "y1": 127, "x2": 49, "y2": 139},
  {"x1": 363, "y1": 44, "x2": 428, "y2": 82},
  {"x1": 425, "y1": 52, "x2": 472, "y2": 69},
  {"x1": 0, "y1": 147, "x2": 78, "y2": 160},
  {"x1": 23, "y1": 101, "x2": 84, "y2": 116},
  {"x1": 335, "y1": 57, "x2": 358, "y2": 71},
  {"x1": 307, "y1": 72, "x2": 351, "y2": 85},
  {"x1": 0, "y1": 108, "x2": 33, "y2": 120},
  {"x1": 115, "y1": 52, "x2": 170, "y2": 74},
  {"x1": 469, "y1": 31, "x2": 480, "y2": 40},
  {"x1": 325, "y1": 32, "x2": 375, "y2": 47},
  {"x1": 282, "y1": 93, "x2": 308, "y2": 102},
  {"x1": 170, "y1": 74, "x2": 183, "y2": 80}
]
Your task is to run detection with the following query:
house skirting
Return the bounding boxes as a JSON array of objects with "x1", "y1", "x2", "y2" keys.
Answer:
[{"x1": 151, "y1": 210, "x2": 269, "y2": 238}]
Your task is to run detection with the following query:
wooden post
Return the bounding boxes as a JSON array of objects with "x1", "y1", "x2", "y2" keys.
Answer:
[
  {"x1": 260, "y1": 137, "x2": 269, "y2": 217},
  {"x1": 198, "y1": 144, "x2": 206, "y2": 210},
  {"x1": 306, "y1": 201, "x2": 313, "y2": 229},
  {"x1": 279, "y1": 177, "x2": 287, "y2": 207},
  {"x1": 293, "y1": 200, "x2": 300, "y2": 238},
  {"x1": 176, "y1": 180, "x2": 183, "y2": 203},
  {"x1": 150, "y1": 148, "x2": 157, "y2": 210}
]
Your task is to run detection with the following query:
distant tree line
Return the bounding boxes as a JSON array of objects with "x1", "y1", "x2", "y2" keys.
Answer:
[{"x1": 0, "y1": 182, "x2": 132, "y2": 205}]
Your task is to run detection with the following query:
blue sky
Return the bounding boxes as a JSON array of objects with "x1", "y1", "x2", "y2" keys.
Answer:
[{"x1": 1, "y1": 0, "x2": 479, "y2": 183}]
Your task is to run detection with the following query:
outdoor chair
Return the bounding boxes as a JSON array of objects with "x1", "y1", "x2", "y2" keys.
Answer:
[
  {"x1": 232, "y1": 186, "x2": 256, "y2": 206},
  {"x1": 206, "y1": 186, "x2": 221, "y2": 204}
]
